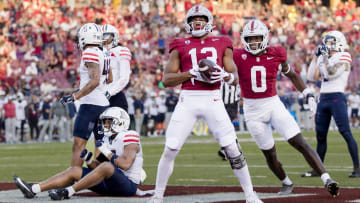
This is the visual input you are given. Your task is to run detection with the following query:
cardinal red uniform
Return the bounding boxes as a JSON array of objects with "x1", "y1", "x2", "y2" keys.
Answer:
[
  {"x1": 166, "y1": 36, "x2": 237, "y2": 149},
  {"x1": 234, "y1": 47, "x2": 301, "y2": 150}
]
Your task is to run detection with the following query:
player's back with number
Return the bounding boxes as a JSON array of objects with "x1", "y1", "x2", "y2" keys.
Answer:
[
  {"x1": 234, "y1": 46, "x2": 286, "y2": 99},
  {"x1": 79, "y1": 47, "x2": 110, "y2": 106}
]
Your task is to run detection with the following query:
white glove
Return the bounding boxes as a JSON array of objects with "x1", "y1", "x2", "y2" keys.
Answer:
[
  {"x1": 189, "y1": 68, "x2": 207, "y2": 85},
  {"x1": 302, "y1": 87, "x2": 317, "y2": 119},
  {"x1": 308, "y1": 96, "x2": 317, "y2": 119},
  {"x1": 210, "y1": 65, "x2": 231, "y2": 83},
  {"x1": 96, "y1": 140, "x2": 112, "y2": 157}
]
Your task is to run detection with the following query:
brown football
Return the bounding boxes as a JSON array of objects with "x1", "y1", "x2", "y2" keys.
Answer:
[{"x1": 198, "y1": 59, "x2": 218, "y2": 81}]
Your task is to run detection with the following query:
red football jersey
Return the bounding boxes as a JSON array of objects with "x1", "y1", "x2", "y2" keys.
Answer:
[
  {"x1": 169, "y1": 36, "x2": 233, "y2": 90},
  {"x1": 234, "y1": 47, "x2": 287, "y2": 99}
]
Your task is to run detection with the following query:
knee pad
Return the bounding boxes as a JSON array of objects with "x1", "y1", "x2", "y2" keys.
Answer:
[
  {"x1": 223, "y1": 139, "x2": 247, "y2": 170},
  {"x1": 163, "y1": 146, "x2": 179, "y2": 160}
]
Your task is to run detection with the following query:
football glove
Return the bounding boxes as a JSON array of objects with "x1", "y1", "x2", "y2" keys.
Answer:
[
  {"x1": 105, "y1": 91, "x2": 111, "y2": 100},
  {"x1": 315, "y1": 44, "x2": 330, "y2": 57},
  {"x1": 96, "y1": 140, "x2": 112, "y2": 157},
  {"x1": 60, "y1": 94, "x2": 75, "y2": 105},
  {"x1": 302, "y1": 88, "x2": 317, "y2": 118},
  {"x1": 210, "y1": 65, "x2": 234, "y2": 84},
  {"x1": 80, "y1": 149, "x2": 93, "y2": 165},
  {"x1": 189, "y1": 68, "x2": 207, "y2": 85}
]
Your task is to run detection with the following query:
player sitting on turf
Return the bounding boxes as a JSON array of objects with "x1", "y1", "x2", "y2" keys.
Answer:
[{"x1": 14, "y1": 107, "x2": 153, "y2": 200}]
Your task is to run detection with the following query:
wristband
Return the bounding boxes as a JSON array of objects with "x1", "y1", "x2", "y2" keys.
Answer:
[
  {"x1": 226, "y1": 73, "x2": 234, "y2": 85},
  {"x1": 110, "y1": 154, "x2": 118, "y2": 165}
]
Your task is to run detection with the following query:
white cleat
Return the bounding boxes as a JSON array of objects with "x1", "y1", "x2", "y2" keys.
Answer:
[
  {"x1": 245, "y1": 192, "x2": 263, "y2": 203},
  {"x1": 147, "y1": 196, "x2": 163, "y2": 203}
]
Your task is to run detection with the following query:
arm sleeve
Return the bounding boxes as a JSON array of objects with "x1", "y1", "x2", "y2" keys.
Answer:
[
  {"x1": 82, "y1": 48, "x2": 100, "y2": 64},
  {"x1": 123, "y1": 131, "x2": 140, "y2": 145},
  {"x1": 306, "y1": 58, "x2": 318, "y2": 81},
  {"x1": 223, "y1": 37, "x2": 233, "y2": 50},
  {"x1": 107, "y1": 58, "x2": 131, "y2": 96}
]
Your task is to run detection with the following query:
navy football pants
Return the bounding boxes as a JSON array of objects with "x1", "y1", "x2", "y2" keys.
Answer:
[
  {"x1": 315, "y1": 93, "x2": 359, "y2": 168},
  {"x1": 109, "y1": 91, "x2": 128, "y2": 112}
]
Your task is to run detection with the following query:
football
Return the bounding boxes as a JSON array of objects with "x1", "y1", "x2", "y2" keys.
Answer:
[{"x1": 198, "y1": 59, "x2": 218, "y2": 81}]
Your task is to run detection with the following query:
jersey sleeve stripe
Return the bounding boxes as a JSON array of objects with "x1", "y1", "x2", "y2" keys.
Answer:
[
  {"x1": 124, "y1": 139, "x2": 139, "y2": 143},
  {"x1": 82, "y1": 57, "x2": 99, "y2": 62},
  {"x1": 120, "y1": 54, "x2": 131, "y2": 57},
  {"x1": 341, "y1": 55, "x2": 351, "y2": 58},
  {"x1": 83, "y1": 53, "x2": 99, "y2": 57},
  {"x1": 125, "y1": 135, "x2": 139, "y2": 138},
  {"x1": 340, "y1": 59, "x2": 352, "y2": 63}
]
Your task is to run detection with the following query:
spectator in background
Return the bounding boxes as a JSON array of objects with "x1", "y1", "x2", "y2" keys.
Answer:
[
  {"x1": 134, "y1": 91, "x2": 144, "y2": 135},
  {"x1": 39, "y1": 95, "x2": 52, "y2": 142},
  {"x1": 165, "y1": 89, "x2": 179, "y2": 129},
  {"x1": 26, "y1": 102, "x2": 40, "y2": 140},
  {"x1": 49, "y1": 93, "x2": 69, "y2": 142},
  {"x1": 67, "y1": 101, "x2": 77, "y2": 141},
  {"x1": 14, "y1": 94, "x2": 27, "y2": 142},
  {"x1": 348, "y1": 90, "x2": 360, "y2": 128},
  {"x1": 2, "y1": 96, "x2": 17, "y2": 143},
  {"x1": 127, "y1": 91, "x2": 136, "y2": 130},
  {"x1": 40, "y1": 79, "x2": 55, "y2": 95},
  {"x1": 144, "y1": 92, "x2": 158, "y2": 137},
  {"x1": 156, "y1": 91, "x2": 166, "y2": 135}
]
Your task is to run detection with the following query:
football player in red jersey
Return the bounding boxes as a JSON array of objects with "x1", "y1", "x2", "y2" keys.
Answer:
[
  {"x1": 148, "y1": 5, "x2": 262, "y2": 203},
  {"x1": 233, "y1": 20, "x2": 339, "y2": 197}
]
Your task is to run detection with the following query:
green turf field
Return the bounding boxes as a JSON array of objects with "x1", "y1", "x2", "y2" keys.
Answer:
[{"x1": 1, "y1": 130, "x2": 359, "y2": 188}]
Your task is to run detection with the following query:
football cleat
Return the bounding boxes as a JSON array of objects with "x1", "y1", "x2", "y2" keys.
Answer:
[
  {"x1": 325, "y1": 178, "x2": 339, "y2": 198},
  {"x1": 49, "y1": 188, "x2": 70, "y2": 200},
  {"x1": 301, "y1": 170, "x2": 320, "y2": 177},
  {"x1": 349, "y1": 168, "x2": 360, "y2": 178},
  {"x1": 278, "y1": 183, "x2": 294, "y2": 195},
  {"x1": 245, "y1": 192, "x2": 263, "y2": 203},
  {"x1": 147, "y1": 195, "x2": 163, "y2": 203},
  {"x1": 14, "y1": 175, "x2": 36, "y2": 199}
]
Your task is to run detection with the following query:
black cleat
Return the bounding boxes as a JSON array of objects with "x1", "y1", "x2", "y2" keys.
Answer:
[
  {"x1": 325, "y1": 179, "x2": 339, "y2": 198},
  {"x1": 349, "y1": 168, "x2": 360, "y2": 178},
  {"x1": 13, "y1": 175, "x2": 36, "y2": 199},
  {"x1": 49, "y1": 188, "x2": 70, "y2": 201},
  {"x1": 218, "y1": 149, "x2": 228, "y2": 160},
  {"x1": 301, "y1": 170, "x2": 320, "y2": 177}
]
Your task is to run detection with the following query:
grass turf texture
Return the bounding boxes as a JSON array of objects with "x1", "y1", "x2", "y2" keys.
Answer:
[{"x1": 1, "y1": 130, "x2": 359, "y2": 188}]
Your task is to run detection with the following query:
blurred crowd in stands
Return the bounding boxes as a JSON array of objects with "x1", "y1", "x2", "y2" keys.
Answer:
[{"x1": 1, "y1": 0, "x2": 360, "y2": 143}]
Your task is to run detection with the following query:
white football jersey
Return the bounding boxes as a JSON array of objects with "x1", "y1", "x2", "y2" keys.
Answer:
[
  {"x1": 317, "y1": 51, "x2": 352, "y2": 93},
  {"x1": 106, "y1": 46, "x2": 131, "y2": 96},
  {"x1": 155, "y1": 97, "x2": 167, "y2": 113},
  {"x1": 103, "y1": 130, "x2": 143, "y2": 184},
  {"x1": 79, "y1": 47, "x2": 110, "y2": 106}
]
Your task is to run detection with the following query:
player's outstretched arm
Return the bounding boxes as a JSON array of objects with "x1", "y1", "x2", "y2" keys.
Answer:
[
  {"x1": 222, "y1": 48, "x2": 239, "y2": 85},
  {"x1": 307, "y1": 56, "x2": 321, "y2": 81},
  {"x1": 111, "y1": 143, "x2": 139, "y2": 170},
  {"x1": 74, "y1": 62, "x2": 100, "y2": 100},
  {"x1": 162, "y1": 50, "x2": 193, "y2": 87}
]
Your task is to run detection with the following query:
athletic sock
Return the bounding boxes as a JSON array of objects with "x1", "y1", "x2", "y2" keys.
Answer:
[
  {"x1": 66, "y1": 186, "x2": 75, "y2": 197},
  {"x1": 320, "y1": 173, "x2": 330, "y2": 185},
  {"x1": 31, "y1": 184, "x2": 41, "y2": 193},
  {"x1": 281, "y1": 176, "x2": 293, "y2": 185},
  {"x1": 233, "y1": 165, "x2": 254, "y2": 196},
  {"x1": 154, "y1": 147, "x2": 179, "y2": 198}
]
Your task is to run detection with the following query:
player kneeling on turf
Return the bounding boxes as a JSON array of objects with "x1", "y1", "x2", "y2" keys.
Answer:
[{"x1": 14, "y1": 107, "x2": 153, "y2": 200}]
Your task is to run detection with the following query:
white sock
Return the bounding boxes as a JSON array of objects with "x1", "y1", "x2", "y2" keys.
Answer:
[
  {"x1": 31, "y1": 184, "x2": 41, "y2": 193},
  {"x1": 321, "y1": 173, "x2": 330, "y2": 185},
  {"x1": 66, "y1": 186, "x2": 75, "y2": 197},
  {"x1": 233, "y1": 165, "x2": 254, "y2": 196},
  {"x1": 281, "y1": 176, "x2": 292, "y2": 185},
  {"x1": 224, "y1": 142, "x2": 254, "y2": 196},
  {"x1": 154, "y1": 147, "x2": 179, "y2": 198}
]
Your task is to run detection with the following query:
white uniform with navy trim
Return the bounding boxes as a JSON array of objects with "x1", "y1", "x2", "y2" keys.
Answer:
[
  {"x1": 79, "y1": 47, "x2": 110, "y2": 106},
  {"x1": 103, "y1": 130, "x2": 143, "y2": 184},
  {"x1": 317, "y1": 51, "x2": 352, "y2": 93},
  {"x1": 106, "y1": 46, "x2": 132, "y2": 96}
]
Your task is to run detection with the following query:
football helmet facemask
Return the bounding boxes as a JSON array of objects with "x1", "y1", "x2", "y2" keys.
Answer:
[
  {"x1": 77, "y1": 23, "x2": 103, "y2": 51},
  {"x1": 322, "y1": 30, "x2": 349, "y2": 52},
  {"x1": 185, "y1": 5, "x2": 213, "y2": 37},
  {"x1": 102, "y1": 24, "x2": 120, "y2": 49},
  {"x1": 99, "y1": 107, "x2": 130, "y2": 137},
  {"x1": 241, "y1": 20, "x2": 269, "y2": 55}
]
